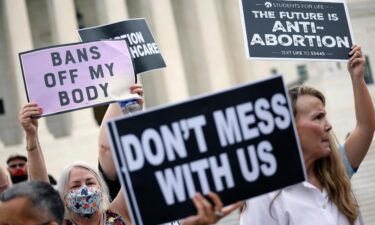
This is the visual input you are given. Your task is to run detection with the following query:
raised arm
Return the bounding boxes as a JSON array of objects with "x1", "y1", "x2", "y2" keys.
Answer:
[
  {"x1": 18, "y1": 103, "x2": 49, "y2": 183},
  {"x1": 98, "y1": 84, "x2": 144, "y2": 180},
  {"x1": 98, "y1": 103, "x2": 122, "y2": 180},
  {"x1": 345, "y1": 45, "x2": 375, "y2": 168}
]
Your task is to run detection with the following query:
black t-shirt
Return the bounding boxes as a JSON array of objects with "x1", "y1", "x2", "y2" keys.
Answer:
[
  {"x1": 98, "y1": 162, "x2": 121, "y2": 202},
  {"x1": 48, "y1": 174, "x2": 57, "y2": 185}
]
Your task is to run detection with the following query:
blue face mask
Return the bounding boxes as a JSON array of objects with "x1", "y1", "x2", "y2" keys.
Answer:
[{"x1": 65, "y1": 186, "x2": 102, "y2": 218}]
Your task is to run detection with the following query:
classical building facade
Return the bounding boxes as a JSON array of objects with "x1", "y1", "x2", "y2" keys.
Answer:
[{"x1": 0, "y1": 0, "x2": 374, "y2": 224}]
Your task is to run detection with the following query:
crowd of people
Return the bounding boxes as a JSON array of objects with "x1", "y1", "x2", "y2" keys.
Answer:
[{"x1": 0, "y1": 45, "x2": 374, "y2": 225}]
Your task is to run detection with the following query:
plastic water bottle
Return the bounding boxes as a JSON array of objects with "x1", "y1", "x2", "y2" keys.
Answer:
[{"x1": 119, "y1": 99, "x2": 142, "y2": 115}]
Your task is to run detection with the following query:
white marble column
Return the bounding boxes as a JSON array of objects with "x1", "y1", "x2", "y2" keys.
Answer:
[
  {"x1": 217, "y1": 0, "x2": 257, "y2": 84},
  {"x1": 0, "y1": 0, "x2": 34, "y2": 145},
  {"x1": 172, "y1": 0, "x2": 234, "y2": 96},
  {"x1": 127, "y1": 0, "x2": 189, "y2": 107},
  {"x1": 47, "y1": 0, "x2": 79, "y2": 44},
  {"x1": 95, "y1": 0, "x2": 129, "y2": 24},
  {"x1": 146, "y1": 0, "x2": 189, "y2": 103},
  {"x1": 2, "y1": 0, "x2": 32, "y2": 104},
  {"x1": 46, "y1": 0, "x2": 97, "y2": 137},
  {"x1": 193, "y1": 0, "x2": 234, "y2": 91}
]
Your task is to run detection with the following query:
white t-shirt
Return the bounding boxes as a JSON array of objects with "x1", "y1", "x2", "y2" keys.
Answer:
[{"x1": 240, "y1": 181, "x2": 362, "y2": 225}]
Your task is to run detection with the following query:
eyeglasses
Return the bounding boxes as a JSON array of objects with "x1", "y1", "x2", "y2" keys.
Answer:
[{"x1": 8, "y1": 162, "x2": 26, "y2": 169}]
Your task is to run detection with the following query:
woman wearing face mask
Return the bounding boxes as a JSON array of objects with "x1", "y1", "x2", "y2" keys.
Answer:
[
  {"x1": 240, "y1": 46, "x2": 375, "y2": 225},
  {"x1": 19, "y1": 102, "x2": 136, "y2": 224},
  {"x1": 57, "y1": 162, "x2": 126, "y2": 224},
  {"x1": 17, "y1": 84, "x2": 143, "y2": 224}
]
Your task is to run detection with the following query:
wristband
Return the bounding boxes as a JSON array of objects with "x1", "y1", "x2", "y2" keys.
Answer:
[{"x1": 26, "y1": 145, "x2": 37, "y2": 152}]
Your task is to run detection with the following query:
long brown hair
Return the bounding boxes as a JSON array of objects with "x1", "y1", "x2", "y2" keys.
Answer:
[{"x1": 289, "y1": 86, "x2": 358, "y2": 225}]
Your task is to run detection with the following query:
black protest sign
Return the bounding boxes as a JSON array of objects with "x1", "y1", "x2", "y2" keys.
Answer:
[
  {"x1": 240, "y1": 0, "x2": 354, "y2": 61},
  {"x1": 78, "y1": 18, "x2": 166, "y2": 74},
  {"x1": 107, "y1": 76, "x2": 306, "y2": 225}
]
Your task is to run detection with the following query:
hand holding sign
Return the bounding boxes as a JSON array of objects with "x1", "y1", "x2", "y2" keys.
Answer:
[
  {"x1": 129, "y1": 83, "x2": 144, "y2": 107},
  {"x1": 180, "y1": 193, "x2": 243, "y2": 225},
  {"x1": 18, "y1": 102, "x2": 42, "y2": 137},
  {"x1": 348, "y1": 45, "x2": 366, "y2": 76}
]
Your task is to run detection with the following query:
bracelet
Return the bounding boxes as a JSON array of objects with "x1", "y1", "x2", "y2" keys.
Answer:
[{"x1": 26, "y1": 145, "x2": 37, "y2": 152}]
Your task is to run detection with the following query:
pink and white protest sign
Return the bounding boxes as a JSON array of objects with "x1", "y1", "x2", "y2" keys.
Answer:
[{"x1": 19, "y1": 40, "x2": 137, "y2": 116}]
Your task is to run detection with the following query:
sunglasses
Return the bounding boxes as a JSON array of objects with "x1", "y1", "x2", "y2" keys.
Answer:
[{"x1": 8, "y1": 162, "x2": 26, "y2": 169}]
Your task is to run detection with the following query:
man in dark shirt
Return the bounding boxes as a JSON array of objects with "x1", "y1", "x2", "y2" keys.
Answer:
[{"x1": 6, "y1": 154, "x2": 57, "y2": 185}]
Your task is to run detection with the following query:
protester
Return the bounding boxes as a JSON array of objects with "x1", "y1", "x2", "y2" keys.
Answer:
[
  {"x1": 0, "y1": 181, "x2": 64, "y2": 225},
  {"x1": 6, "y1": 153, "x2": 57, "y2": 185},
  {"x1": 58, "y1": 162, "x2": 131, "y2": 224},
  {"x1": 19, "y1": 84, "x2": 241, "y2": 225},
  {"x1": 0, "y1": 166, "x2": 10, "y2": 195},
  {"x1": 6, "y1": 154, "x2": 28, "y2": 184},
  {"x1": 240, "y1": 45, "x2": 374, "y2": 225},
  {"x1": 18, "y1": 96, "x2": 136, "y2": 224},
  {"x1": 19, "y1": 103, "x2": 135, "y2": 224}
]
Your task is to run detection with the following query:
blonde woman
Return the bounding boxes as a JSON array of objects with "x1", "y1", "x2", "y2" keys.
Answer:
[{"x1": 240, "y1": 45, "x2": 374, "y2": 225}]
